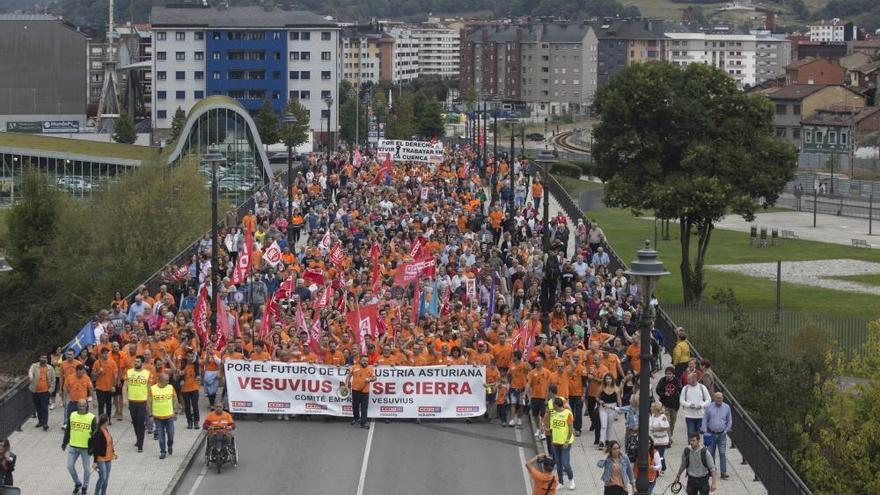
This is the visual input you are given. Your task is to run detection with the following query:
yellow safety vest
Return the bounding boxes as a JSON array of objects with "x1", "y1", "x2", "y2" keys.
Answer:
[
  {"x1": 68, "y1": 411, "x2": 95, "y2": 449},
  {"x1": 550, "y1": 408, "x2": 573, "y2": 446},
  {"x1": 127, "y1": 368, "x2": 150, "y2": 402},
  {"x1": 150, "y1": 384, "x2": 174, "y2": 418}
]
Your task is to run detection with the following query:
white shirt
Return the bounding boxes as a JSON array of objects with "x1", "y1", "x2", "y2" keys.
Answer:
[{"x1": 679, "y1": 383, "x2": 711, "y2": 419}]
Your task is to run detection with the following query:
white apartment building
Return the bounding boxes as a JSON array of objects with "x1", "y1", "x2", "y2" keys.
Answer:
[
  {"x1": 665, "y1": 33, "x2": 757, "y2": 88},
  {"x1": 339, "y1": 33, "x2": 383, "y2": 85},
  {"x1": 152, "y1": 28, "x2": 206, "y2": 128},
  {"x1": 809, "y1": 19, "x2": 850, "y2": 42},
  {"x1": 287, "y1": 27, "x2": 340, "y2": 134},
  {"x1": 752, "y1": 31, "x2": 792, "y2": 83},
  {"x1": 410, "y1": 25, "x2": 460, "y2": 79},
  {"x1": 388, "y1": 28, "x2": 421, "y2": 82}
]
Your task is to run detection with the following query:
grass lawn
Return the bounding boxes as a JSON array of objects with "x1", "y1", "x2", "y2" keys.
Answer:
[
  {"x1": 827, "y1": 273, "x2": 880, "y2": 288},
  {"x1": 553, "y1": 175, "x2": 604, "y2": 196},
  {"x1": 0, "y1": 133, "x2": 158, "y2": 162},
  {"x1": 586, "y1": 207, "x2": 880, "y2": 319}
]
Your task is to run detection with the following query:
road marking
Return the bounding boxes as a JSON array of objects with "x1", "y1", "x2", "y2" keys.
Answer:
[
  {"x1": 514, "y1": 426, "x2": 532, "y2": 495},
  {"x1": 186, "y1": 464, "x2": 208, "y2": 495},
  {"x1": 355, "y1": 421, "x2": 376, "y2": 495}
]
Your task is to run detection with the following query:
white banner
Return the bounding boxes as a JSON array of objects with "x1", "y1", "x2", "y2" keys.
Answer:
[
  {"x1": 223, "y1": 360, "x2": 485, "y2": 418},
  {"x1": 377, "y1": 139, "x2": 444, "y2": 163}
]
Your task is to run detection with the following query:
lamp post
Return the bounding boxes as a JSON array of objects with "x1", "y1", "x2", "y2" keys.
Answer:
[
  {"x1": 349, "y1": 86, "x2": 359, "y2": 148},
  {"x1": 482, "y1": 102, "x2": 488, "y2": 179},
  {"x1": 544, "y1": 117, "x2": 549, "y2": 149},
  {"x1": 282, "y1": 112, "x2": 297, "y2": 245},
  {"x1": 625, "y1": 242, "x2": 669, "y2": 495},
  {"x1": 203, "y1": 151, "x2": 227, "y2": 336},
  {"x1": 536, "y1": 149, "x2": 556, "y2": 252},
  {"x1": 506, "y1": 118, "x2": 519, "y2": 214},
  {"x1": 324, "y1": 96, "x2": 334, "y2": 156}
]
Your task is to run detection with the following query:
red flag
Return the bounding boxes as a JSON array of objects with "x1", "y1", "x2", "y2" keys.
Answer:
[
  {"x1": 410, "y1": 279, "x2": 421, "y2": 325},
  {"x1": 329, "y1": 241, "x2": 345, "y2": 266},
  {"x1": 314, "y1": 286, "x2": 333, "y2": 310},
  {"x1": 295, "y1": 302, "x2": 309, "y2": 338},
  {"x1": 409, "y1": 236, "x2": 426, "y2": 260},
  {"x1": 440, "y1": 286, "x2": 451, "y2": 316},
  {"x1": 319, "y1": 230, "x2": 332, "y2": 251},
  {"x1": 192, "y1": 284, "x2": 209, "y2": 343},
  {"x1": 309, "y1": 311, "x2": 323, "y2": 360},
  {"x1": 263, "y1": 241, "x2": 282, "y2": 267},
  {"x1": 346, "y1": 304, "x2": 380, "y2": 354},
  {"x1": 372, "y1": 153, "x2": 393, "y2": 185},
  {"x1": 392, "y1": 258, "x2": 435, "y2": 286},
  {"x1": 260, "y1": 294, "x2": 279, "y2": 341},
  {"x1": 216, "y1": 298, "x2": 231, "y2": 351},
  {"x1": 369, "y1": 243, "x2": 381, "y2": 293},
  {"x1": 303, "y1": 267, "x2": 325, "y2": 286},
  {"x1": 231, "y1": 229, "x2": 254, "y2": 285}
]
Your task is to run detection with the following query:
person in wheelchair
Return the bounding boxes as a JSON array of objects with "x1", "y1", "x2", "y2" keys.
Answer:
[{"x1": 202, "y1": 401, "x2": 236, "y2": 463}]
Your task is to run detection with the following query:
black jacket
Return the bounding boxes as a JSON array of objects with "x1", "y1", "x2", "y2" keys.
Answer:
[
  {"x1": 655, "y1": 376, "x2": 682, "y2": 410},
  {"x1": 91, "y1": 428, "x2": 112, "y2": 463}
]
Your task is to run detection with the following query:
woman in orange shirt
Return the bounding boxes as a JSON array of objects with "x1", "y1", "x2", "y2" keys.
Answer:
[
  {"x1": 177, "y1": 350, "x2": 201, "y2": 429},
  {"x1": 92, "y1": 414, "x2": 116, "y2": 495}
]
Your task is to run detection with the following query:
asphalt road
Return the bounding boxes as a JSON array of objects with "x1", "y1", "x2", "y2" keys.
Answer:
[{"x1": 175, "y1": 416, "x2": 538, "y2": 495}]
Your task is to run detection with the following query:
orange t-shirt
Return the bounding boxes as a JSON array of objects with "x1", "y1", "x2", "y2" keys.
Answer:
[
  {"x1": 66, "y1": 374, "x2": 92, "y2": 402},
  {"x1": 93, "y1": 358, "x2": 118, "y2": 392},
  {"x1": 350, "y1": 365, "x2": 374, "y2": 393},
  {"x1": 531, "y1": 182, "x2": 543, "y2": 199},
  {"x1": 528, "y1": 466, "x2": 559, "y2": 495},
  {"x1": 567, "y1": 365, "x2": 586, "y2": 398},
  {"x1": 180, "y1": 364, "x2": 200, "y2": 393},
  {"x1": 509, "y1": 362, "x2": 529, "y2": 389},
  {"x1": 250, "y1": 351, "x2": 272, "y2": 362},
  {"x1": 626, "y1": 344, "x2": 642, "y2": 374},
  {"x1": 528, "y1": 368, "x2": 552, "y2": 399},
  {"x1": 491, "y1": 343, "x2": 514, "y2": 369},
  {"x1": 35, "y1": 366, "x2": 50, "y2": 393},
  {"x1": 549, "y1": 370, "x2": 570, "y2": 399},
  {"x1": 60, "y1": 359, "x2": 81, "y2": 382},
  {"x1": 96, "y1": 428, "x2": 115, "y2": 462}
]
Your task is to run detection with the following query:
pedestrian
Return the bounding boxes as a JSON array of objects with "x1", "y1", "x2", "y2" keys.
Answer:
[
  {"x1": 596, "y1": 440, "x2": 635, "y2": 495},
  {"x1": 63, "y1": 365, "x2": 97, "y2": 429},
  {"x1": 632, "y1": 437, "x2": 663, "y2": 494},
  {"x1": 50, "y1": 346, "x2": 65, "y2": 410},
  {"x1": 674, "y1": 432, "x2": 718, "y2": 495},
  {"x1": 701, "y1": 392, "x2": 732, "y2": 480},
  {"x1": 565, "y1": 351, "x2": 586, "y2": 436},
  {"x1": 525, "y1": 454, "x2": 559, "y2": 494},
  {"x1": 347, "y1": 354, "x2": 376, "y2": 429},
  {"x1": 548, "y1": 397, "x2": 575, "y2": 490},
  {"x1": 62, "y1": 399, "x2": 96, "y2": 495},
  {"x1": 28, "y1": 353, "x2": 55, "y2": 431},
  {"x1": 496, "y1": 375, "x2": 510, "y2": 426},
  {"x1": 679, "y1": 373, "x2": 711, "y2": 436},
  {"x1": 528, "y1": 357, "x2": 551, "y2": 440},
  {"x1": 672, "y1": 331, "x2": 690, "y2": 378},
  {"x1": 649, "y1": 402, "x2": 671, "y2": 472},
  {"x1": 176, "y1": 349, "x2": 201, "y2": 429},
  {"x1": 92, "y1": 414, "x2": 116, "y2": 495},
  {"x1": 126, "y1": 355, "x2": 151, "y2": 453},
  {"x1": 148, "y1": 372, "x2": 178, "y2": 459},
  {"x1": 0, "y1": 439, "x2": 15, "y2": 486},
  {"x1": 654, "y1": 366, "x2": 681, "y2": 439},
  {"x1": 597, "y1": 373, "x2": 620, "y2": 449},
  {"x1": 92, "y1": 348, "x2": 118, "y2": 423}
]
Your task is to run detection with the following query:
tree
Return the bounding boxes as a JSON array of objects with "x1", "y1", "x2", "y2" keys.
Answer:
[
  {"x1": 592, "y1": 62, "x2": 797, "y2": 302},
  {"x1": 385, "y1": 93, "x2": 415, "y2": 140},
  {"x1": 112, "y1": 111, "x2": 137, "y2": 144},
  {"x1": 255, "y1": 99, "x2": 280, "y2": 150},
  {"x1": 414, "y1": 97, "x2": 445, "y2": 139},
  {"x1": 280, "y1": 99, "x2": 311, "y2": 149},
  {"x1": 338, "y1": 81, "x2": 367, "y2": 146},
  {"x1": 170, "y1": 107, "x2": 187, "y2": 143},
  {"x1": 3, "y1": 167, "x2": 61, "y2": 279}
]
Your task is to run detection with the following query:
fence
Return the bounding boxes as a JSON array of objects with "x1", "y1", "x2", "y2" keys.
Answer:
[
  {"x1": 0, "y1": 164, "x2": 300, "y2": 438},
  {"x1": 661, "y1": 302, "x2": 870, "y2": 361},
  {"x1": 545, "y1": 173, "x2": 814, "y2": 494}
]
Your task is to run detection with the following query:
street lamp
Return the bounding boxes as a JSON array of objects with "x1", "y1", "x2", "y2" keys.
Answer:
[
  {"x1": 324, "y1": 96, "x2": 334, "y2": 156},
  {"x1": 282, "y1": 112, "x2": 297, "y2": 245},
  {"x1": 536, "y1": 149, "x2": 557, "y2": 252},
  {"x1": 505, "y1": 118, "x2": 520, "y2": 214},
  {"x1": 625, "y1": 242, "x2": 669, "y2": 495},
  {"x1": 203, "y1": 150, "x2": 227, "y2": 336},
  {"x1": 349, "y1": 86, "x2": 359, "y2": 148}
]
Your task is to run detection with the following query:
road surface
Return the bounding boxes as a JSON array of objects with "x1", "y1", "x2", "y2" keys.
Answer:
[{"x1": 175, "y1": 417, "x2": 538, "y2": 495}]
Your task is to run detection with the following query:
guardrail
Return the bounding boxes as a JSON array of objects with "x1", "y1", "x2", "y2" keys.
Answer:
[{"x1": 545, "y1": 173, "x2": 813, "y2": 495}]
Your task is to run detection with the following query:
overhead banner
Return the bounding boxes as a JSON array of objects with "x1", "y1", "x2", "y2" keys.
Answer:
[
  {"x1": 223, "y1": 360, "x2": 486, "y2": 418},
  {"x1": 377, "y1": 139, "x2": 443, "y2": 163}
]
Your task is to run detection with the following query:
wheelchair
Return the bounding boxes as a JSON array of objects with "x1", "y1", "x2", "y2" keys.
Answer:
[{"x1": 204, "y1": 430, "x2": 238, "y2": 473}]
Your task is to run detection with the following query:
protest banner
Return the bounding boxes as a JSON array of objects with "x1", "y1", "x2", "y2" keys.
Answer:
[
  {"x1": 377, "y1": 139, "x2": 443, "y2": 163},
  {"x1": 223, "y1": 360, "x2": 486, "y2": 418}
]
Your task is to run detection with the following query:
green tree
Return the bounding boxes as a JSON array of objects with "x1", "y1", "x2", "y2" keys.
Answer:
[
  {"x1": 370, "y1": 89, "x2": 389, "y2": 127},
  {"x1": 385, "y1": 93, "x2": 415, "y2": 140},
  {"x1": 170, "y1": 107, "x2": 187, "y2": 143},
  {"x1": 280, "y1": 98, "x2": 311, "y2": 149},
  {"x1": 3, "y1": 167, "x2": 61, "y2": 279},
  {"x1": 414, "y1": 97, "x2": 446, "y2": 139},
  {"x1": 592, "y1": 63, "x2": 797, "y2": 302},
  {"x1": 338, "y1": 81, "x2": 368, "y2": 146},
  {"x1": 112, "y1": 111, "x2": 137, "y2": 144},
  {"x1": 255, "y1": 99, "x2": 280, "y2": 150}
]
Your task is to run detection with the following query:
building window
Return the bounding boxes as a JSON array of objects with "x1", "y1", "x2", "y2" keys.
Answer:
[
  {"x1": 157, "y1": 110, "x2": 167, "y2": 119},
  {"x1": 157, "y1": 51, "x2": 167, "y2": 61},
  {"x1": 302, "y1": 32, "x2": 311, "y2": 41},
  {"x1": 212, "y1": 31, "x2": 221, "y2": 40},
  {"x1": 157, "y1": 71, "x2": 166, "y2": 80},
  {"x1": 841, "y1": 132, "x2": 848, "y2": 145},
  {"x1": 775, "y1": 104, "x2": 787, "y2": 115},
  {"x1": 301, "y1": 52, "x2": 311, "y2": 60},
  {"x1": 176, "y1": 90, "x2": 185, "y2": 99},
  {"x1": 289, "y1": 52, "x2": 300, "y2": 61},
  {"x1": 175, "y1": 71, "x2": 185, "y2": 80},
  {"x1": 321, "y1": 109, "x2": 330, "y2": 118},
  {"x1": 290, "y1": 90, "x2": 300, "y2": 99},
  {"x1": 793, "y1": 104, "x2": 801, "y2": 115},
  {"x1": 289, "y1": 32, "x2": 299, "y2": 40},
  {"x1": 175, "y1": 32, "x2": 185, "y2": 41},
  {"x1": 213, "y1": 52, "x2": 221, "y2": 60},
  {"x1": 212, "y1": 71, "x2": 221, "y2": 80},
  {"x1": 301, "y1": 71, "x2": 311, "y2": 79},
  {"x1": 157, "y1": 91, "x2": 167, "y2": 100},
  {"x1": 321, "y1": 32, "x2": 331, "y2": 41},
  {"x1": 321, "y1": 71, "x2": 331, "y2": 80},
  {"x1": 828, "y1": 131, "x2": 837, "y2": 144},
  {"x1": 804, "y1": 130, "x2": 812, "y2": 143},
  {"x1": 195, "y1": 71, "x2": 204, "y2": 80},
  {"x1": 194, "y1": 32, "x2": 204, "y2": 41},
  {"x1": 195, "y1": 91, "x2": 204, "y2": 99},
  {"x1": 289, "y1": 71, "x2": 299, "y2": 79},
  {"x1": 195, "y1": 51, "x2": 204, "y2": 61},
  {"x1": 792, "y1": 128, "x2": 800, "y2": 140},
  {"x1": 301, "y1": 90, "x2": 310, "y2": 99},
  {"x1": 321, "y1": 51, "x2": 331, "y2": 61},
  {"x1": 321, "y1": 90, "x2": 331, "y2": 99},
  {"x1": 156, "y1": 32, "x2": 167, "y2": 41},
  {"x1": 176, "y1": 52, "x2": 185, "y2": 61}
]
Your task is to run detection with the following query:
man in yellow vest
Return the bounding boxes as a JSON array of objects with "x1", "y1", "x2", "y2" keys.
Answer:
[
  {"x1": 126, "y1": 355, "x2": 151, "y2": 452},
  {"x1": 148, "y1": 372, "x2": 178, "y2": 459},
  {"x1": 62, "y1": 399, "x2": 96, "y2": 495},
  {"x1": 549, "y1": 397, "x2": 575, "y2": 490}
]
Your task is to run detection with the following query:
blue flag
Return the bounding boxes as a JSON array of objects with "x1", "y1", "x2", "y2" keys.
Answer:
[
  {"x1": 484, "y1": 271, "x2": 497, "y2": 330},
  {"x1": 64, "y1": 321, "x2": 95, "y2": 355}
]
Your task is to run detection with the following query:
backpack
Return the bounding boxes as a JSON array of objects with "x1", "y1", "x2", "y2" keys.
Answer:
[
  {"x1": 625, "y1": 433, "x2": 639, "y2": 462},
  {"x1": 684, "y1": 446, "x2": 710, "y2": 474}
]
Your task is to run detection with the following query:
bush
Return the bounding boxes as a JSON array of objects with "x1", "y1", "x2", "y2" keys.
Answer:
[{"x1": 550, "y1": 161, "x2": 581, "y2": 178}]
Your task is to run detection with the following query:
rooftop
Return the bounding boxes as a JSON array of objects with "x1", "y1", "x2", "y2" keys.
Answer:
[
  {"x1": 854, "y1": 60, "x2": 880, "y2": 74},
  {"x1": 0, "y1": 133, "x2": 159, "y2": 162},
  {"x1": 151, "y1": 5, "x2": 335, "y2": 28},
  {"x1": 759, "y1": 84, "x2": 828, "y2": 100},
  {"x1": 588, "y1": 19, "x2": 665, "y2": 41},
  {"x1": 466, "y1": 22, "x2": 596, "y2": 44},
  {"x1": 803, "y1": 105, "x2": 880, "y2": 126},
  {"x1": 785, "y1": 56, "x2": 832, "y2": 70}
]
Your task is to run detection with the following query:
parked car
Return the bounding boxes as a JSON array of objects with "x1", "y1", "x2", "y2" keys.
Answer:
[{"x1": 527, "y1": 133, "x2": 545, "y2": 141}]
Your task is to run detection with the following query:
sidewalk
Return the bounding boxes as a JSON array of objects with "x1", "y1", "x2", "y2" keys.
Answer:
[{"x1": 8, "y1": 399, "x2": 205, "y2": 494}]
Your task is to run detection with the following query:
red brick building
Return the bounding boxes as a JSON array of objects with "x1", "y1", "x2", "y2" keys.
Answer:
[{"x1": 785, "y1": 57, "x2": 845, "y2": 85}]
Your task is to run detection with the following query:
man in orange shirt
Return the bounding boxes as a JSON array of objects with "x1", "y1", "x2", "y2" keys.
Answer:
[
  {"x1": 527, "y1": 356, "x2": 552, "y2": 437},
  {"x1": 566, "y1": 351, "x2": 587, "y2": 436},
  {"x1": 92, "y1": 348, "x2": 118, "y2": 423},
  {"x1": 531, "y1": 180, "x2": 544, "y2": 210},
  {"x1": 346, "y1": 355, "x2": 376, "y2": 429},
  {"x1": 525, "y1": 454, "x2": 559, "y2": 495},
  {"x1": 491, "y1": 332, "x2": 514, "y2": 374},
  {"x1": 63, "y1": 365, "x2": 97, "y2": 428},
  {"x1": 28, "y1": 353, "x2": 56, "y2": 430},
  {"x1": 507, "y1": 350, "x2": 530, "y2": 427}
]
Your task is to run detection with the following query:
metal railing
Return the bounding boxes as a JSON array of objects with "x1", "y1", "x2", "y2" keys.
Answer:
[{"x1": 545, "y1": 173, "x2": 813, "y2": 495}]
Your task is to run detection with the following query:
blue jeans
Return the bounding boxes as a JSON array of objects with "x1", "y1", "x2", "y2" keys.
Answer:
[
  {"x1": 685, "y1": 417, "x2": 702, "y2": 436},
  {"x1": 155, "y1": 417, "x2": 175, "y2": 454},
  {"x1": 709, "y1": 432, "x2": 728, "y2": 475},
  {"x1": 95, "y1": 460, "x2": 112, "y2": 495},
  {"x1": 551, "y1": 444, "x2": 573, "y2": 484},
  {"x1": 66, "y1": 446, "x2": 91, "y2": 488},
  {"x1": 64, "y1": 401, "x2": 78, "y2": 426}
]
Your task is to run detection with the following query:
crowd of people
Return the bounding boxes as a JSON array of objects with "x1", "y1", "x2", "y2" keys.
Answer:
[{"x1": 14, "y1": 144, "x2": 732, "y2": 495}]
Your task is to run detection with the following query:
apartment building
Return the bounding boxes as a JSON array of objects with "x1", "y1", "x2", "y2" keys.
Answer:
[
  {"x1": 410, "y1": 24, "x2": 460, "y2": 79},
  {"x1": 809, "y1": 19, "x2": 857, "y2": 43},
  {"x1": 461, "y1": 22, "x2": 598, "y2": 116},
  {"x1": 752, "y1": 31, "x2": 791, "y2": 84},
  {"x1": 339, "y1": 28, "x2": 384, "y2": 85},
  {"x1": 386, "y1": 28, "x2": 421, "y2": 82},
  {"x1": 150, "y1": 4, "x2": 338, "y2": 136},
  {"x1": 590, "y1": 19, "x2": 667, "y2": 86},
  {"x1": 665, "y1": 32, "x2": 757, "y2": 88}
]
